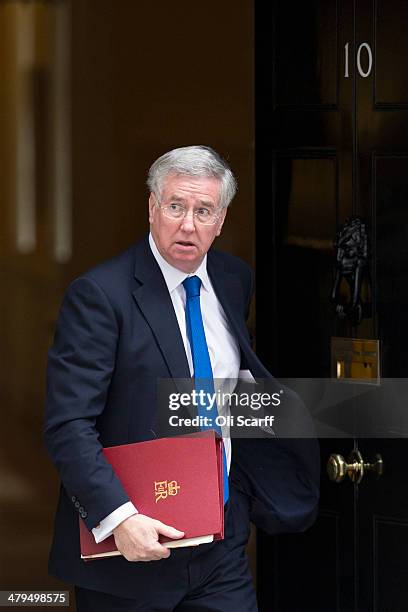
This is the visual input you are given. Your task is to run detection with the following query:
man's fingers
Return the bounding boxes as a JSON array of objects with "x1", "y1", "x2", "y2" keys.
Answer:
[
  {"x1": 120, "y1": 539, "x2": 170, "y2": 562},
  {"x1": 113, "y1": 514, "x2": 183, "y2": 561},
  {"x1": 154, "y1": 520, "x2": 185, "y2": 539},
  {"x1": 130, "y1": 543, "x2": 170, "y2": 562},
  {"x1": 145, "y1": 539, "x2": 172, "y2": 558},
  {"x1": 149, "y1": 546, "x2": 171, "y2": 560}
]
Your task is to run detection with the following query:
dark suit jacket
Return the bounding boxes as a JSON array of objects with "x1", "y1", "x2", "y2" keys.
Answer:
[{"x1": 44, "y1": 236, "x2": 319, "y2": 595}]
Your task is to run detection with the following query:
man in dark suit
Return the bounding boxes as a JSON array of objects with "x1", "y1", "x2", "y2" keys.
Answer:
[{"x1": 44, "y1": 146, "x2": 319, "y2": 611}]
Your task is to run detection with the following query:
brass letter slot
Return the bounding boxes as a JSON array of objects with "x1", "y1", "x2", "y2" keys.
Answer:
[{"x1": 331, "y1": 337, "x2": 379, "y2": 384}]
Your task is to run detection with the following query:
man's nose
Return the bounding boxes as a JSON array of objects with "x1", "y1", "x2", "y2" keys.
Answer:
[{"x1": 180, "y1": 210, "x2": 196, "y2": 231}]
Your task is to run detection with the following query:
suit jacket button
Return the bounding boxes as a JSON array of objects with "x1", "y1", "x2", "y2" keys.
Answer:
[
  {"x1": 71, "y1": 496, "x2": 76, "y2": 503},
  {"x1": 75, "y1": 501, "x2": 80, "y2": 509},
  {"x1": 82, "y1": 511, "x2": 88, "y2": 519}
]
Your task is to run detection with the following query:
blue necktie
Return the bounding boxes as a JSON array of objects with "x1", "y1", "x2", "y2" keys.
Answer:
[{"x1": 183, "y1": 275, "x2": 229, "y2": 504}]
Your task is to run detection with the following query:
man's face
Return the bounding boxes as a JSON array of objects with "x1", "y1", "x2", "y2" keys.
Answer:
[{"x1": 149, "y1": 174, "x2": 227, "y2": 273}]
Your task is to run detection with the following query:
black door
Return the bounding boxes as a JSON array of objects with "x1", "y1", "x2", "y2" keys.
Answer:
[{"x1": 255, "y1": 1, "x2": 408, "y2": 611}]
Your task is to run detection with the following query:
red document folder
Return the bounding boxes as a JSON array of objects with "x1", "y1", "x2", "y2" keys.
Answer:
[{"x1": 79, "y1": 430, "x2": 224, "y2": 560}]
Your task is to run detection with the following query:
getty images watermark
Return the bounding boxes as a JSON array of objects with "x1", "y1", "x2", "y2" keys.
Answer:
[{"x1": 167, "y1": 388, "x2": 282, "y2": 429}]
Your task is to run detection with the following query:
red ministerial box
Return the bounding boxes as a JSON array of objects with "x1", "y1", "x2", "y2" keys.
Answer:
[{"x1": 79, "y1": 430, "x2": 224, "y2": 560}]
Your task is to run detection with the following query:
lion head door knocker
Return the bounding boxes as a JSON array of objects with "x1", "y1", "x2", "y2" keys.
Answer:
[{"x1": 331, "y1": 216, "x2": 371, "y2": 326}]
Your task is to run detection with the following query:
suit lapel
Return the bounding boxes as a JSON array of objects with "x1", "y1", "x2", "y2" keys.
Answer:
[
  {"x1": 207, "y1": 250, "x2": 272, "y2": 379},
  {"x1": 207, "y1": 251, "x2": 252, "y2": 349},
  {"x1": 131, "y1": 239, "x2": 191, "y2": 389}
]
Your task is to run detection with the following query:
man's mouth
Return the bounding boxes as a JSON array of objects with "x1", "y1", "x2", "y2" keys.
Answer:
[{"x1": 176, "y1": 241, "x2": 196, "y2": 247}]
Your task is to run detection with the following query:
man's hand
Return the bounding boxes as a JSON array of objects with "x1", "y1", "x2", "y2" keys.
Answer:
[{"x1": 113, "y1": 514, "x2": 184, "y2": 562}]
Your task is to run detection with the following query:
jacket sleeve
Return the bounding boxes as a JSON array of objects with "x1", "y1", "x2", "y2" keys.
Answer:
[{"x1": 43, "y1": 276, "x2": 130, "y2": 530}]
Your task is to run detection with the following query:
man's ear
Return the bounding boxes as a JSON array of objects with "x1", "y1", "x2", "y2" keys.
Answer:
[
  {"x1": 148, "y1": 193, "x2": 156, "y2": 223},
  {"x1": 215, "y1": 207, "x2": 228, "y2": 237}
]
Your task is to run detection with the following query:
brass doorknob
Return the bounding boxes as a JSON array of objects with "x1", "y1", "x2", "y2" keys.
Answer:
[{"x1": 327, "y1": 450, "x2": 383, "y2": 484}]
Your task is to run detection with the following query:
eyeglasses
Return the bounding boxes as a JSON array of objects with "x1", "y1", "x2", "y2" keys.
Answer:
[{"x1": 157, "y1": 202, "x2": 222, "y2": 226}]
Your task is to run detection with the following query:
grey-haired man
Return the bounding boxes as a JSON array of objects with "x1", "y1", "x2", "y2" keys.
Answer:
[{"x1": 44, "y1": 146, "x2": 319, "y2": 611}]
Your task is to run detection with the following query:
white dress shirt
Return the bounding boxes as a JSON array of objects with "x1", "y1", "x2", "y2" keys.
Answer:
[{"x1": 93, "y1": 234, "x2": 241, "y2": 543}]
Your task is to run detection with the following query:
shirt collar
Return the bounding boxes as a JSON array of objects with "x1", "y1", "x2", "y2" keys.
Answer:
[{"x1": 149, "y1": 233, "x2": 211, "y2": 293}]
